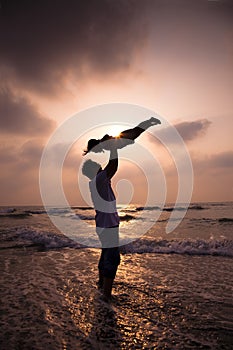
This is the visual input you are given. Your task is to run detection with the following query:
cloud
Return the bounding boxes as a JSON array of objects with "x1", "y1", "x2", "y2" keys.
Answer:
[
  {"x1": 0, "y1": 141, "x2": 43, "y2": 204},
  {"x1": 150, "y1": 118, "x2": 212, "y2": 145},
  {"x1": 194, "y1": 151, "x2": 233, "y2": 170},
  {"x1": 175, "y1": 119, "x2": 212, "y2": 142},
  {"x1": 0, "y1": 140, "x2": 43, "y2": 168},
  {"x1": 0, "y1": 145, "x2": 18, "y2": 164},
  {"x1": 0, "y1": 0, "x2": 148, "y2": 94},
  {"x1": 209, "y1": 151, "x2": 233, "y2": 168},
  {"x1": 0, "y1": 88, "x2": 55, "y2": 135},
  {"x1": 0, "y1": 139, "x2": 82, "y2": 171},
  {"x1": 0, "y1": 0, "x2": 232, "y2": 96},
  {"x1": 0, "y1": 139, "x2": 83, "y2": 205}
]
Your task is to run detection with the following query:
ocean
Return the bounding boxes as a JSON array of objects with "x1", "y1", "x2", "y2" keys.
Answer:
[{"x1": 0, "y1": 202, "x2": 232, "y2": 349}]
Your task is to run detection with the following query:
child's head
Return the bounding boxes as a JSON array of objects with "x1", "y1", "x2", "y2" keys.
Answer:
[
  {"x1": 83, "y1": 139, "x2": 103, "y2": 155},
  {"x1": 82, "y1": 159, "x2": 101, "y2": 179}
]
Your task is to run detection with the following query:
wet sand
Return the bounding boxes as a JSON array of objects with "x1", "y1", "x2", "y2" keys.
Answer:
[{"x1": 0, "y1": 247, "x2": 232, "y2": 349}]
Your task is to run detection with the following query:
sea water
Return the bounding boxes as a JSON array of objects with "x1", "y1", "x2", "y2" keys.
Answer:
[
  {"x1": 0, "y1": 202, "x2": 232, "y2": 255},
  {"x1": 0, "y1": 202, "x2": 232, "y2": 349}
]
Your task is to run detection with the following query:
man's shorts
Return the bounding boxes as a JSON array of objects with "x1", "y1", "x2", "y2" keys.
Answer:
[
  {"x1": 96, "y1": 226, "x2": 120, "y2": 278},
  {"x1": 96, "y1": 225, "x2": 119, "y2": 248}
]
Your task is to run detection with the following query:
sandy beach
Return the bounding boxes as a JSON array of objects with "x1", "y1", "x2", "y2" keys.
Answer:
[{"x1": 1, "y1": 246, "x2": 232, "y2": 349}]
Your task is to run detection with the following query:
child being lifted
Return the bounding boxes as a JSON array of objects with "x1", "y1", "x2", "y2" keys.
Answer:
[{"x1": 83, "y1": 116, "x2": 161, "y2": 155}]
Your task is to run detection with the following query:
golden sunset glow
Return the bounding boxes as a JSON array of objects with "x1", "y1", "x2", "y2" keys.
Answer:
[{"x1": 105, "y1": 125, "x2": 125, "y2": 137}]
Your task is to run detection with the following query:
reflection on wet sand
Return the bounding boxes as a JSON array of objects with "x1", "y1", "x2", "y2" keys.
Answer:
[
  {"x1": 87, "y1": 292, "x2": 123, "y2": 349},
  {"x1": 1, "y1": 248, "x2": 232, "y2": 349}
]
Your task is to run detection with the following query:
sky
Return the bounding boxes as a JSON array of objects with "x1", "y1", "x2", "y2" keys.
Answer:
[{"x1": 0, "y1": 0, "x2": 232, "y2": 206}]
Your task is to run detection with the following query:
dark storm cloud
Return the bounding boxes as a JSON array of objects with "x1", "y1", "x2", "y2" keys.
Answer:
[
  {"x1": 0, "y1": 88, "x2": 55, "y2": 135},
  {"x1": 0, "y1": 0, "x2": 232, "y2": 95},
  {"x1": 152, "y1": 118, "x2": 211, "y2": 145},
  {"x1": 0, "y1": 0, "x2": 148, "y2": 93}
]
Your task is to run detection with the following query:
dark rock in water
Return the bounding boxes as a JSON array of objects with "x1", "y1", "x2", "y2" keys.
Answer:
[
  {"x1": 72, "y1": 206, "x2": 93, "y2": 210},
  {"x1": 120, "y1": 214, "x2": 135, "y2": 221},
  {"x1": 189, "y1": 205, "x2": 206, "y2": 210},
  {"x1": 25, "y1": 210, "x2": 46, "y2": 215},
  {"x1": 163, "y1": 207, "x2": 173, "y2": 212},
  {"x1": 219, "y1": 218, "x2": 233, "y2": 223},
  {"x1": 0, "y1": 212, "x2": 32, "y2": 218}
]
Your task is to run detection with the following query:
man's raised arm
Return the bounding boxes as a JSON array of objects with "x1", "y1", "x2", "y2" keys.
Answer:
[{"x1": 104, "y1": 148, "x2": 118, "y2": 179}]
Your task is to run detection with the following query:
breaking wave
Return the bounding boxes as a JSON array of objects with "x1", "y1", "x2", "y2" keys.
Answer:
[
  {"x1": 1, "y1": 227, "x2": 232, "y2": 256},
  {"x1": 121, "y1": 238, "x2": 233, "y2": 257}
]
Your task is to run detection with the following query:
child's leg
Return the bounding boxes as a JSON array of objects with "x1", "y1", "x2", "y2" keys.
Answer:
[
  {"x1": 120, "y1": 117, "x2": 161, "y2": 141},
  {"x1": 119, "y1": 127, "x2": 143, "y2": 140}
]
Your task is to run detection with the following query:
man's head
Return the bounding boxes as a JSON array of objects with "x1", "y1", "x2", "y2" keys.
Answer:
[{"x1": 82, "y1": 159, "x2": 101, "y2": 179}]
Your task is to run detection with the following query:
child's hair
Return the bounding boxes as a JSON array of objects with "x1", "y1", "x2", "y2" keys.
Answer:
[
  {"x1": 82, "y1": 159, "x2": 101, "y2": 179},
  {"x1": 83, "y1": 139, "x2": 101, "y2": 156}
]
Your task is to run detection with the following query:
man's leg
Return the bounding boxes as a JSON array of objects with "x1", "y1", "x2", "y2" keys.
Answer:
[
  {"x1": 102, "y1": 247, "x2": 120, "y2": 300},
  {"x1": 97, "y1": 249, "x2": 105, "y2": 289},
  {"x1": 97, "y1": 226, "x2": 120, "y2": 300}
]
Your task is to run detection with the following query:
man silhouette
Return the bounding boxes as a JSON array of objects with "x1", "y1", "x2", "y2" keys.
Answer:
[
  {"x1": 82, "y1": 147, "x2": 120, "y2": 301},
  {"x1": 82, "y1": 117, "x2": 161, "y2": 301}
]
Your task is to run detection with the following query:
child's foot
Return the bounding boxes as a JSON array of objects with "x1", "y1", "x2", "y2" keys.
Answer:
[{"x1": 150, "y1": 117, "x2": 161, "y2": 125}]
